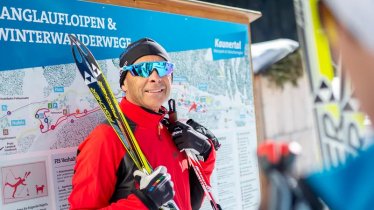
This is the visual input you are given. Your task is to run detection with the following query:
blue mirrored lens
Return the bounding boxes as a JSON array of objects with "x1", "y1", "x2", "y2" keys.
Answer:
[{"x1": 123, "y1": 61, "x2": 174, "y2": 78}]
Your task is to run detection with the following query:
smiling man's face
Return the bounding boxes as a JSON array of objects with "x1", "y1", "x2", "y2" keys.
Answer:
[{"x1": 121, "y1": 55, "x2": 172, "y2": 112}]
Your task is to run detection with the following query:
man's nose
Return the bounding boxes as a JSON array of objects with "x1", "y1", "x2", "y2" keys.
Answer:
[{"x1": 148, "y1": 70, "x2": 161, "y2": 82}]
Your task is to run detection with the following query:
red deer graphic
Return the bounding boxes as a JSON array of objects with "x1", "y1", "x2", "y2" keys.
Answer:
[{"x1": 36, "y1": 185, "x2": 45, "y2": 194}]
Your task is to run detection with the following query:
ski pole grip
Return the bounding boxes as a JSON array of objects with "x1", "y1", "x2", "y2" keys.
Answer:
[{"x1": 168, "y1": 99, "x2": 177, "y2": 124}]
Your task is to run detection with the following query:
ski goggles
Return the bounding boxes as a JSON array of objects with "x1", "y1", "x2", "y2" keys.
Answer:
[{"x1": 120, "y1": 61, "x2": 174, "y2": 78}]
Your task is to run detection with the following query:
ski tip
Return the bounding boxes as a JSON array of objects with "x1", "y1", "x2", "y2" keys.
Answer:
[
  {"x1": 68, "y1": 34, "x2": 81, "y2": 51},
  {"x1": 68, "y1": 34, "x2": 76, "y2": 44},
  {"x1": 67, "y1": 34, "x2": 102, "y2": 79},
  {"x1": 68, "y1": 34, "x2": 90, "y2": 57},
  {"x1": 68, "y1": 35, "x2": 82, "y2": 64},
  {"x1": 68, "y1": 35, "x2": 92, "y2": 67}
]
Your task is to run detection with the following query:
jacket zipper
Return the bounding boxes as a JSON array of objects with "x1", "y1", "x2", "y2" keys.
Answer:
[{"x1": 158, "y1": 122, "x2": 163, "y2": 140}]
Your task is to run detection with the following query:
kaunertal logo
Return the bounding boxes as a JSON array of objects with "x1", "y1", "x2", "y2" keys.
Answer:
[
  {"x1": 214, "y1": 39, "x2": 242, "y2": 50},
  {"x1": 212, "y1": 31, "x2": 246, "y2": 60}
]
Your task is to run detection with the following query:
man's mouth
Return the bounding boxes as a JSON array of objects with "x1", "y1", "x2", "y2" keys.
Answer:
[{"x1": 145, "y1": 88, "x2": 164, "y2": 93}]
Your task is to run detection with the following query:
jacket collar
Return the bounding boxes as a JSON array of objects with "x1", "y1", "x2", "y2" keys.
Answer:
[{"x1": 119, "y1": 97, "x2": 166, "y2": 127}]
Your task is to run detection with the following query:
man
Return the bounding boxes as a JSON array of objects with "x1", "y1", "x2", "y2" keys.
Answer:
[{"x1": 68, "y1": 38, "x2": 217, "y2": 210}]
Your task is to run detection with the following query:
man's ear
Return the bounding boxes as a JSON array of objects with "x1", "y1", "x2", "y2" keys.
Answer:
[{"x1": 121, "y1": 80, "x2": 127, "y2": 92}]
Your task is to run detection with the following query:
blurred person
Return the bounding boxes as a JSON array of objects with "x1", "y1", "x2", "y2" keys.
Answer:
[
  {"x1": 258, "y1": 1, "x2": 374, "y2": 210},
  {"x1": 305, "y1": 1, "x2": 374, "y2": 210},
  {"x1": 318, "y1": 0, "x2": 374, "y2": 121}
]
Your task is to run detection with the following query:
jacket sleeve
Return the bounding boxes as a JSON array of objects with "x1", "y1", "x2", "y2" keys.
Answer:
[
  {"x1": 68, "y1": 124, "x2": 148, "y2": 210},
  {"x1": 189, "y1": 140, "x2": 217, "y2": 210}
]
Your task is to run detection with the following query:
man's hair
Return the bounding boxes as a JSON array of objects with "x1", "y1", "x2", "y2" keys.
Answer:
[{"x1": 119, "y1": 38, "x2": 170, "y2": 86}]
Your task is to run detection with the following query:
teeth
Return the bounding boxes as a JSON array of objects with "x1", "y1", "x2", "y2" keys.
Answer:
[{"x1": 146, "y1": 89, "x2": 163, "y2": 93}]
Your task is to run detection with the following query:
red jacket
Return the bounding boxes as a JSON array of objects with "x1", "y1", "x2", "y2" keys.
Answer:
[{"x1": 68, "y1": 98, "x2": 216, "y2": 210}]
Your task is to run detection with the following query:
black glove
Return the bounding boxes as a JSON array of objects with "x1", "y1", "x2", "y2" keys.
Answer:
[
  {"x1": 133, "y1": 166, "x2": 175, "y2": 210},
  {"x1": 170, "y1": 121, "x2": 212, "y2": 160},
  {"x1": 186, "y1": 119, "x2": 221, "y2": 151}
]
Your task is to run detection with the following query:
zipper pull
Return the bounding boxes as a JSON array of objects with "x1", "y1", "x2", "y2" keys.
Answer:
[{"x1": 158, "y1": 123, "x2": 163, "y2": 139}]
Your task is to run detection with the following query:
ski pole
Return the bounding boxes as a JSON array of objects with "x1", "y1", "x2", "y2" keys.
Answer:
[{"x1": 168, "y1": 99, "x2": 222, "y2": 210}]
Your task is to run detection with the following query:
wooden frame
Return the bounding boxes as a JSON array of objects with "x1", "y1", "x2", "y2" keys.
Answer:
[{"x1": 89, "y1": 0, "x2": 261, "y2": 24}]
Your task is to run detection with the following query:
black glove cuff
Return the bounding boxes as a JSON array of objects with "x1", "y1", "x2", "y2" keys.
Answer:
[
  {"x1": 202, "y1": 145, "x2": 212, "y2": 160},
  {"x1": 132, "y1": 189, "x2": 159, "y2": 210}
]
